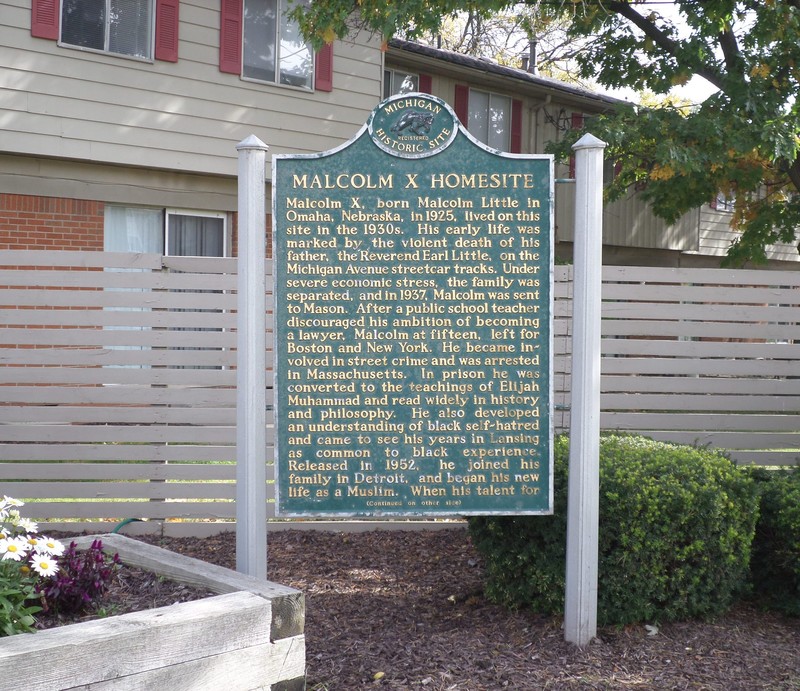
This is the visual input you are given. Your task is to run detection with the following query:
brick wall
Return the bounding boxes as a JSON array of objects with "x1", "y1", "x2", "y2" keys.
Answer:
[{"x1": 0, "y1": 194, "x2": 105, "y2": 251}]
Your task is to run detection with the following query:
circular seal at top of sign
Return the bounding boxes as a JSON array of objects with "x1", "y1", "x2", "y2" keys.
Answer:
[{"x1": 368, "y1": 93, "x2": 458, "y2": 159}]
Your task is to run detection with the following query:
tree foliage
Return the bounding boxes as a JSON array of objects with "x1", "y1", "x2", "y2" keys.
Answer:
[{"x1": 292, "y1": 0, "x2": 800, "y2": 264}]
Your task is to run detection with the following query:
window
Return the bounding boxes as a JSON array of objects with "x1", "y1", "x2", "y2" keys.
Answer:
[
  {"x1": 105, "y1": 207, "x2": 228, "y2": 257},
  {"x1": 60, "y1": 0, "x2": 154, "y2": 59},
  {"x1": 242, "y1": 0, "x2": 313, "y2": 88},
  {"x1": 453, "y1": 85, "x2": 522, "y2": 153},
  {"x1": 384, "y1": 70, "x2": 419, "y2": 99},
  {"x1": 711, "y1": 192, "x2": 736, "y2": 213},
  {"x1": 469, "y1": 89, "x2": 511, "y2": 150}
]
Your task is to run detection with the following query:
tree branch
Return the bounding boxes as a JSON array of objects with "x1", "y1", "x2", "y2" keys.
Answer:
[{"x1": 605, "y1": 1, "x2": 726, "y2": 90}]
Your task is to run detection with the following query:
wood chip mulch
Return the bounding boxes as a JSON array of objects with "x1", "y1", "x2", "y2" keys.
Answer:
[{"x1": 127, "y1": 527, "x2": 800, "y2": 691}]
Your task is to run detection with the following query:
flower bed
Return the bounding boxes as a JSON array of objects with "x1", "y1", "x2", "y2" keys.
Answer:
[{"x1": 0, "y1": 534, "x2": 305, "y2": 691}]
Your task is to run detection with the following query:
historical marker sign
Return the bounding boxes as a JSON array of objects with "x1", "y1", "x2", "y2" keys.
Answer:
[{"x1": 273, "y1": 93, "x2": 553, "y2": 516}]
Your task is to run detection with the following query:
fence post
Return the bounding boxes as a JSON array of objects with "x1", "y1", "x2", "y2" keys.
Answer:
[
  {"x1": 236, "y1": 135, "x2": 269, "y2": 579},
  {"x1": 564, "y1": 132, "x2": 606, "y2": 646}
]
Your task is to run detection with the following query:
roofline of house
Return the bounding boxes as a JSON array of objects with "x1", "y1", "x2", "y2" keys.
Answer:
[{"x1": 387, "y1": 38, "x2": 628, "y2": 110}]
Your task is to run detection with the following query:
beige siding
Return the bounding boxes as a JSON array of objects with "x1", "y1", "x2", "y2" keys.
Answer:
[
  {"x1": 1, "y1": 0, "x2": 383, "y2": 179},
  {"x1": 698, "y1": 205, "x2": 800, "y2": 263}
]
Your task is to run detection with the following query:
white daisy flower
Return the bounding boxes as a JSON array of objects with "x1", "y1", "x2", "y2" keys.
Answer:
[
  {"x1": 38, "y1": 536, "x2": 65, "y2": 557},
  {"x1": 17, "y1": 517, "x2": 38, "y2": 534},
  {"x1": 0, "y1": 537, "x2": 29, "y2": 561},
  {"x1": 30, "y1": 554, "x2": 59, "y2": 577}
]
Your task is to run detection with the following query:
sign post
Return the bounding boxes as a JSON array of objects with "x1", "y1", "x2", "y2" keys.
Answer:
[
  {"x1": 564, "y1": 133, "x2": 606, "y2": 645},
  {"x1": 236, "y1": 135, "x2": 269, "y2": 579},
  {"x1": 272, "y1": 95, "x2": 554, "y2": 517}
]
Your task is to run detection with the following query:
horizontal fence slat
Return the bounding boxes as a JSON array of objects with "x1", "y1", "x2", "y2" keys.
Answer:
[
  {"x1": 601, "y1": 412, "x2": 799, "y2": 432},
  {"x1": 0, "y1": 446, "x2": 243, "y2": 462},
  {"x1": 0, "y1": 463, "x2": 235, "y2": 481},
  {"x1": 0, "y1": 367, "x2": 238, "y2": 386},
  {"x1": 2, "y1": 481, "x2": 236, "y2": 500},
  {"x1": 0, "y1": 407, "x2": 237, "y2": 425},
  {"x1": 601, "y1": 393, "x2": 800, "y2": 412},
  {"x1": 598, "y1": 375, "x2": 799, "y2": 396},
  {"x1": 21, "y1": 501, "x2": 238, "y2": 520},
  {"x1": 0, "y1": 386, "x2": 237, "y2": 407}
]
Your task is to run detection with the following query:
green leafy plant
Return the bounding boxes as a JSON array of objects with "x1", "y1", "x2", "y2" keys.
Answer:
[
  {"x1": 469, "y1": 435, "x2": 759, "y2": 626},
  {"x1": 0, "y1": 496, "x2": 64, "y2": 636},
  {"x1": 747, "y1": 467, "x2": 800, "y2": 616},
  {"x1": 38, "y1": 539, "x2": 121, "y2": 616}
]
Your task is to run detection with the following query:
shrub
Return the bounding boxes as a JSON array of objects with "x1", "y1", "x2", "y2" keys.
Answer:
[
  {"x1": 38, "y1": 539, "x2": 120, "y2": 616},
  {"x1": 747, "y1": 467, "x2": 800, "y2": 616},
  {"x1": 469, "y1": 435, "x2": 759, "y2": 626}
]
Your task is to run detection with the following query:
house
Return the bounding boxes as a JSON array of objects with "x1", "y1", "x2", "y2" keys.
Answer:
[{"x1": 1, "y1": 1, "x2": 797, "y2": 267}]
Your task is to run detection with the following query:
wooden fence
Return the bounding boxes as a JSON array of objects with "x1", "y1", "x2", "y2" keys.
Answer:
[{"x1": 1, "y1": 251, "x2": 798, "y2": 534}]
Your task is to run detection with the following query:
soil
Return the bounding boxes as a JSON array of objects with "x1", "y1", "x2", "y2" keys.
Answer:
[{"x1": 52, "y1": 528, "x2": 800, "y2": 690}]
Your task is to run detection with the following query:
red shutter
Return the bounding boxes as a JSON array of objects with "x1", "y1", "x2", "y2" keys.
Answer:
[
  {"x1": 315, "y1": 43, "x2": 334, "y2": 92},
  {"x1": 568, "y1": 112, "x2": 585, "y2": 178},
  {"x1": 418, "y1": 73, "x2": 432, "y2": 94},
  {"x1": 219, "y1": 0, "x2": 242, "y2": 74},
  {"x1": 31, "y1": 0, "x2": 59, "y2": 40},
  {"x1": 154, "y1": 0, "x2": 180, "y2": 62},
  {"x1": 510, "y1": 98, "x2": 523, "y2": 153},
  {"x1": 454, "y1": 84, "x2": 469, "y2": 127}
]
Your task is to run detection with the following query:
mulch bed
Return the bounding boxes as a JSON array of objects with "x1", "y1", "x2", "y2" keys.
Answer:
[{"x1": 49, "y1": 527, "x2": 800, "y2": 689}]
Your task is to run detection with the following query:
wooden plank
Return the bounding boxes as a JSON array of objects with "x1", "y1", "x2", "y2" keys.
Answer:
[
  {"x1": 606, "y1": 430, "x2": 800, "y2": 449},
  {"x1": 603, "y1": 265, "x2": 800, "y2": 287},
  {"x1": 22, "y1": 501, "x2": 238, "y2": 520},
  {"x1": 0, "y1": 308, "x2": 239, "y2": 329},
  {"x1": 0, "y1": 445, "x2": 241, "y2": 462},
  {"x1": 602, "y1": 282, "x2": 799, "y2": 305},
  {"x1": 599, "y1": 357, "x2": 794, "y2": 377},
  {"x1": 0, "y1": 347, "x2": 236, "y2": 368},
  {"x1": 2, "y1": 386, "x2": 237, "y2": 406},
  {"x1": 601, "y1": 412, "x2": 799, "y2": 432},
  {"x1": 76, "y1": 637, "x2": 305, "y2": 691},
  {"x1": 601, "y1": 393, "x2": 800, "y2": 412},
  {"x1": 600, "y1": 319, "x2": 800, "y2": 341},
  {"x1": 0, "y1": 425, "x2": 236, "y2": 444},
  {"x1": 601, "y1": 301, "x2": 798, "y2": 323},
  {"x1": 0, "y1": 406, "x2": 236, "y2": 425},
  {"x1": 0, "y1": 288, "x2": 234, "y2": 310},
  {"x1": 0, "y1": 367, "x2": 238, "y2": 386},
  {"x1": 0, "y1": 328, "x2": 235, "y2": 349},
  {"x1": 1, "y1": 481, "x2": 235, "y2": 500},
  {"x1": 0, "y1": 462, "x2": 235, "y2": 480},
  {"x1": 0, "y1": 592, "x2": 271, "y2": 691},
  {"x1": 0, "y1": 269, "x2": 236, "y2": 291},
  {"x1": 600, "y1": 375, "x2": 799, "y2": 396},
  {"x1": 599, "y1": 338, "x2": 799, "y2": 359}
]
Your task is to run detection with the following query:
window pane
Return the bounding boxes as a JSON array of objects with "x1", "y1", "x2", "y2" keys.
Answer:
[
  {"x1": 279, "y1": 0, "x2": 312, "y2": 88},
  {"x1": 389, "y1": 71, "x2": 418, "y2": 95},
  {"x1": 167, "y1": 214, "x2": 225, "y2": 257},
  {"x1": 469, "y1": 90, "x2": 490, "y2": 144},
  {"x1": 487, "y1": 94, "x2": 510, "y2": 150},
  {"x1": 104, "y1": 206, "x2": 163, "y2": 252},
  {"x1": 61, "y1": 0, "x2": 106, "y2": 50},
  {"x1": 243, "y1": 0, "x2": 278, "y2": 82},
  {"x1": 109, "y1": 0, "x2": 153, "y2": 59}
]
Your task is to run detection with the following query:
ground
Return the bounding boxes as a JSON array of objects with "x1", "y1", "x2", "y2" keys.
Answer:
[{"x1": 57, "y1": 527, "x2": 800, "y2": 689}]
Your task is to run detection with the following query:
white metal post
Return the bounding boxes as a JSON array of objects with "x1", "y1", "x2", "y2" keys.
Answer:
[
  {"x1": 564, "y1": 133, "x2": 606, "y2": 646},
  {"x1": 236, "y1": 135, "x2": 269, "y2": 579}
]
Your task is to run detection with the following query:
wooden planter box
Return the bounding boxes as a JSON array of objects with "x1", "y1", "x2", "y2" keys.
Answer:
[{"x1": 0, "y1": 534, "x2": 305, "y2": 691}]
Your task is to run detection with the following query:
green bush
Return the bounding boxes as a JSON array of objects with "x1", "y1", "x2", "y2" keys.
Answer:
[
  {"x1": 469, "y1": 435, "x2": 759, "y2": 626},
  {"x1": 747, "y1": 467, "x2": 800, "y2": 616}
]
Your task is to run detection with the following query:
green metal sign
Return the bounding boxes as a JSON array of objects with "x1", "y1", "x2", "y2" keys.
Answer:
[{"x1": 273, "y1": 94, "x2": 553, "y2": 516}]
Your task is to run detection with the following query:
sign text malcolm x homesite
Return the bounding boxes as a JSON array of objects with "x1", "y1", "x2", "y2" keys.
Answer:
[{"x1": 273, "y1": 94, "x2": 553, "y2": 516}]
